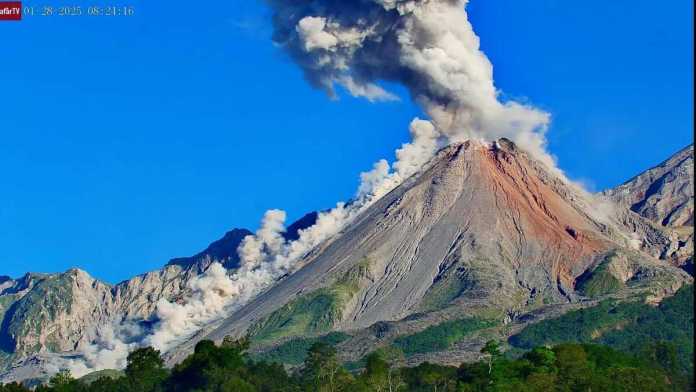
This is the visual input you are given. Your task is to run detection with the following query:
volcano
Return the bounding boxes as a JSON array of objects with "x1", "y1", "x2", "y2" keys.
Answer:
[
  {"x1": 167, "y1": 139, "x2": 690, "y2": 365},
  {"x1": 0, "y1": 140, "x2": 691, "y2": 382}
]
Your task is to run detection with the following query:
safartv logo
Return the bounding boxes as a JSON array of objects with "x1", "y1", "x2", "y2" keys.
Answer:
[{"x1": 0, "y1": 1, "x2": 21, "y2": 20}]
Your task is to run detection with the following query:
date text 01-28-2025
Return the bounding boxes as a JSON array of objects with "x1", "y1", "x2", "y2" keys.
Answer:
[{"x1": 23, "y1": 5, "x2": 135, "y2": 17}]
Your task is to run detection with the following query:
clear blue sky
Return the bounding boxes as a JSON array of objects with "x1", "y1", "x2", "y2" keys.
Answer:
[{"x1": 1, "y1": 0, "x2": 692, "y2": 283}]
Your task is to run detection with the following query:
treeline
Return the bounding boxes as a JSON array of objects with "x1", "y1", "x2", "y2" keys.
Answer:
[
  {"x1": 510, "y1": 284, "x2": 694, "y2": 376},
  {"x1": 0, "y1": 337, "x2": 689, "y2": 392}
]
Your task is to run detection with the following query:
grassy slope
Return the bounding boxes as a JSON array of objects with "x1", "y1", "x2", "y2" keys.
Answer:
[
  {"x1": 79, "y1": 369, "x2": 125, "y2": 385},
  {"x1": 251, "y1": 332, "x2": 350, "y2": 366},
  {"x1": 576, "y1": 258, "x2": 625, "y2": 297},
  {"x1": 509, "y1": 284, "x2": 694, "y2": 374},
  {"x1": 393, "y1": 318, "x2": 495, "y2": 356},
  {"x1": 249, "y1": 261, "x2": 369, "y2": 343}
]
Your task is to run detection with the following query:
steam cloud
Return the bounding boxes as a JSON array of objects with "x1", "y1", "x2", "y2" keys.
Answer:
[
  {"x1": 59, "y1": 207, "x2": 358, "y2": 377},
  {"x1": 53, "y1": 0, "x2": 560, "y2": 378},
  {"x1": 268, "y1": 0, "x2": 553, "y2": 168}
]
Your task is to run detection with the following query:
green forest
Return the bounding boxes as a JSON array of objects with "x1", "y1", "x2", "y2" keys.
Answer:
[
  {"x1": 0, "y1": 337, "x2": 690, "y2": 392},
  {"x1": 1, "y1": 285, "x2": 692, "y2": 391},
  {"x1": 510, "y1": 284, "x2": 694, "y2": 376}
]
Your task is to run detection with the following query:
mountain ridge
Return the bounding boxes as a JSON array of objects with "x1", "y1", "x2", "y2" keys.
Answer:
[
  {"x1": 603, "y1": 144, "x2": 694, "y2": 273},
  {"x1": 1, "y1": 140, "x2": 692, "y2": 383},
  {"x1": 604, "y1": 144, "x2": 693, "y2": 227}
]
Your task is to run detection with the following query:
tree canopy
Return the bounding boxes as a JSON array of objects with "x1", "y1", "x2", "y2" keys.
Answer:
[{"x1": 1, "y1": 338, "x2": 687, "y2": 392}]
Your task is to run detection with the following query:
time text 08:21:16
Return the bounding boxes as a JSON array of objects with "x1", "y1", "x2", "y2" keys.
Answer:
[{"x1": 23, "y1": 5, "x2": 135, "y2": 17}]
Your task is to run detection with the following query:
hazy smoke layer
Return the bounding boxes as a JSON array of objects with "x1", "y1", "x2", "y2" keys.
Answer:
[{"x1": 267, "y1": 0, "x2": 552, "y2": 167}]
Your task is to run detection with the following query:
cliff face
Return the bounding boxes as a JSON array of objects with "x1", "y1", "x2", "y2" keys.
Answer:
[
  {"x1": 0, "y1": 270, "x2": 113, "y2": 357},
  {"x1": 604, "y1": 145, "x2": 694, "y2": 270},
  {"x1": 605, "y1": 144, "x2": 694, "y2": 227}
]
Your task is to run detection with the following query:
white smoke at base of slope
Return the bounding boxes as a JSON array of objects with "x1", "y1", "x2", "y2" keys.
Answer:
[
  {"x1": 56, "y1": 116, "x2": 443, "y2": 377},
  {"x1": 48, "y1": 322, "x2": 143, "y2": 377},
  {"x1": 52, "y1": 264, "x2": 239, "y2": 378},
  {"x1": 143, "y1": 263, "x2": 240, "y2": 354},
  {"x1": 54, "y1": 204, "x2": 361, "y2": 377}
]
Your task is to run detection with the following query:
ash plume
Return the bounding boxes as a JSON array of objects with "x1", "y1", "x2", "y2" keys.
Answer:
[{"x1": 267, "y1": 0, "x2": 553, "y2": 168}]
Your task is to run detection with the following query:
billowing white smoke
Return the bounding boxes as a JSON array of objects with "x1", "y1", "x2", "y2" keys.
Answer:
[
  {"x1": 236, "y1": 0, "x2": 565, "y2": 280},
  {"x1": 52, "y1": 0, "x2": 560, "y2": 378},
  {"x1": 268, "y1": 0, "x2": 553, "y2": 167},
  {"x1": 144, "y1": 263, "x2": 239, "y2": 353},
  {"x1": 55, "y1": 264, "x2": 240, "y2": 377},
  {"x1": 57, "y1": 207, "x2": 358, "y2": 377},
  {"x1": 238, "y1": 209, "x2": 288, "y2": 267},
  {"x1": 358, "y1": 118, "x2": 441, "y2": 202},
  {"x1": 50, "y1": 323, "x2": 140, "y2": 377}
]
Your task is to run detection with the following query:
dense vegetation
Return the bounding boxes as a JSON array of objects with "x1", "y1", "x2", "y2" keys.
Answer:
[
  {"x1": 575, "y1": 256, "x2": 625, "y2": 297},
  {"x1": 0, "y1": 337, "x2": 687, "y2": 391},
  {"x1": 510, "y1": 284, "x2": 694, "y2": 377},
  {"x1": 249, "y1": 262, "x2": 369, "y2": 343},
  {"x1": 393, "y1": 318, "x2": 494, "y2": 356},
  {"x1": 252, "y1": 332, "x2": 350, "y2": 366},
  {"x1": 1, "y1": 285, "x2": 691, "y2": 390},
  {"x1": 248, "y1": 288, "x2": 347, "y2": 343}
]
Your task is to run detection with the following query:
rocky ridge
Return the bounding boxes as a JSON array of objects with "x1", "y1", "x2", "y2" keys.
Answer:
[
  {"x1": 603, "y1": 144, "x2": 694, "y2": 271},
  {"x1": 605, "y1": 144, "x2": 694, "y2": 227}
]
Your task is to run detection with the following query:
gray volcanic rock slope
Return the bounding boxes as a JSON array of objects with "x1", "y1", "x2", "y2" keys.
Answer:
[
  {"x1": 604, "y1": 145, "x2": 694, "y2": 270},
  {"x1": 605, "y1": 144, "x2": 694, "y2": 227},
  {"x1": 172, "y1": 140, "x2": 690, "y2": 364}
]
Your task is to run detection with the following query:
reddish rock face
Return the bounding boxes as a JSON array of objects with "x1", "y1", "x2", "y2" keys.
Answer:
[{"x1": 474, "y1": 141, "x2": 615, "y2": 289}]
